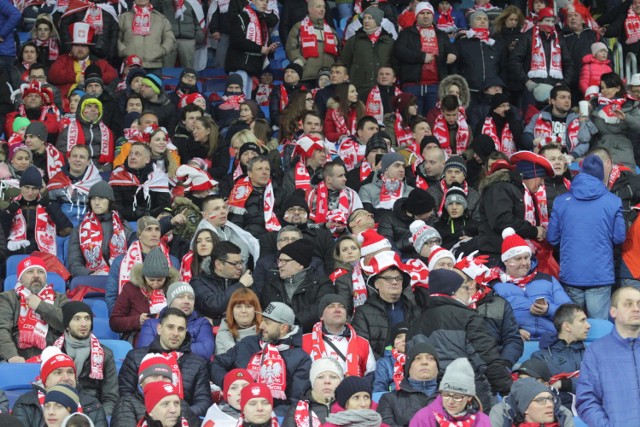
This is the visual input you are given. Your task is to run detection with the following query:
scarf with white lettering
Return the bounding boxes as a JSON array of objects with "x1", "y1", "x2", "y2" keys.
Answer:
[
  {"x1": 53, "y1": 333, "x2": 104, "y2": 380},
  {"x1": 66, "y1": 118, "x2": 114, "y2": 163},
  {"x1": 366, "y1": 85, "x2": 400, "y2": 124},
  {"x1": 529, "y1": 25, "x2": 563, "y2": 79},
  {"x1": 533, "y1": 114, "x2": 581, "y2": 153},
  {"x1": 248, "y1": 342, "x2": 290, "y2": 399},
  {"x1": 308, "y1": 322, "x2": 363, "y2": 376},
  {"x1": 132, "y1": 4, "x2": 152, "y2": 35},
  {"x1": 8, "y1": 196, "x2": 57, "y2": 255},
  {"x1": 308, "y1": 182, "x2": 353, "y2": 223},
  {"x1": 300, "y1": 16, "x2": 338, "y2": 58},
  {"x1": 481, "y1": 116, "x2": 515, "y2": 156},
  {"x1": 16, "y1": 283, "x2": 55, "y2": 350},
  {"x1": 625, "y1": 6, "x2": 640, "y2": 44},
  {"x1": 78, "y1": 210, "x2": 127, "y2": 273},
  {"x1": 418, "y1": 25, "x2": 438, "y2": 54},
  {"x1": 432, "y1": 112, "x2": 469, "y2": 156},
  {"x1": 228, "y1": 176, "x2": 281, "y2": 231},
  {"x1": 245, "y1": 5, "x2": 267, "y2": 46}
]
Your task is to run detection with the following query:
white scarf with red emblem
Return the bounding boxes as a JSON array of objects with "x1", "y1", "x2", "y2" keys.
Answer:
[
  {"x1": 300, "y1": 16, "x2": 338, "y2": 58},
  {"x1": 481, "y1": 116, "x2": 515, "y2": 156},
  {"x1": 84, "y1": 3, "x2": 104, "y2": 34},
  {"x1": 533, "y1": 114, "x2": 581, "y2": 152},
  {"x1": 248, "y1": 341, "x2": 290, "y2": 399},
  {"x1": 366, "y1": 85, "x2": 400, "y2": 124},
  {"x1": 432, "y1": 111, "x2": 469, "y2": 155},
  {"x1": 378, "y1": 176, "x2": 404, "y2": 209},
  {"x1": 79, "y1": 210, "x2": 127, "y2": 273},
  {"x1": 245, "y1": 5, "x2": 267, "y2": 46},
  {"x1": 338, "y1": 137, "x2": 365, "y2": 172},
  {"x1": 66, "y1": 118, "x2": 114, "y2": 164},
  {"x1": 132, "y1": 4, "x2": 152, "y2": 35},
  {"x1": 118, "y1": 241, "x2": 171, "y2": 292},
  {"x1": 53, "y1": 333, "x2": 104, "y2": 380},
  {"x1": 294, "y1": 399, "x2": 321, "y2": 427},
  {"x1": 228, "y1": 176, "x2": 281, "y2": 231},
  {"x1": 625, "y1": 7, "x2": 640, "y2": 44},
  {"x1": 8, "y1": 197, "x2": 57, "y2": 255},
  {"x1": 528, "y1": 25, "x2": 563, "y2": 79},
  {"x1": 16, "y1": 283, "x2": 55, "y2": 350}
]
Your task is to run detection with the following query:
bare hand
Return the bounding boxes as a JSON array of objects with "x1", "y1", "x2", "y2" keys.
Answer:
[
  {"x1": 171, "y1": 210, "x2": 187, "y2": 226},
  {"x1": 551, "y1": 380, "x2": 562, "y2": 390},
  {"x1": 27, "y1": 294, "x2": 41, "y2": 310},
  {"x1": 446, "y1": 53, "x2": 457, "y2": 64},
  {"x1": 536, "y1": 226, "x2": 547, "y2": 241},
  {"x1": 519, "y1": 329, "x2": 531, "y2": 341},
  {"x1": 424, "y1": 54, "x2": 434, "y2": 64},
  {"x1": 140, "y1": 313, "x2": 151, "y2": 325},
  {"x1": 614, "y1": 109, "x2": 626, "y2": 121},
  {"x1": 8, "y1": 356, "x2": 25, "y2": 363},
  {"x1": 239, "y1": 270, "x2": 253, "y2": 287},
  {"x1": 211, "y1": 31, "x2": 221, "y2": 40},
  {"x1": 530, "y1": 299, "x2": 549, "y2": 316}
]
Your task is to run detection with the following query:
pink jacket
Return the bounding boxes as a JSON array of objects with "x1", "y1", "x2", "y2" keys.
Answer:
[
  {"x1": 579, "y1": 54, "x2": 613, "y2": 95},
  {"x1": 408, "y1": 395, "x2": 491, "y2": 427}
]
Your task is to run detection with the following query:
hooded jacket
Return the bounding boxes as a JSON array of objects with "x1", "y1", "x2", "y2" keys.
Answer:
[
  {"x1": 377, "y1": 377, "x2": 434, "y2": 427},
  {"x1": 579, "y1": 54, "x2": 613, "y2": 95},
  {"x1": 118, "y1": 335, "x2": 213, "y2": 417},
  {"x1": 547, "y1": 172, "x2": 626, "y2": 286},
  {"x1": 377, "y1": 197, "x2": 418, "y2": 259},
  {"x1": 342, "y1": 28, "x2": 395, "y2": 98}
]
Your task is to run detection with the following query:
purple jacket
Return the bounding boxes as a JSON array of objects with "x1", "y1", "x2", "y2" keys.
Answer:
[{"x1": 408, "y1": 395, "x2": 491, "y2": 427}]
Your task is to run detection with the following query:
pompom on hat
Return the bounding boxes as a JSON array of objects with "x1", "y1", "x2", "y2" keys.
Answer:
[
  {"x1": 501, "y1": 227, "x2": 532, "y2": 262},
  {"x1": 358, "y1": 229, "x2": 392, "y2": 256}
]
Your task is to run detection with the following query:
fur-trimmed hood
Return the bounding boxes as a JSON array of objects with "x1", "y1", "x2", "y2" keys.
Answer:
[
  {"x1": 479, "y1": 169, "x2": 520, "y2": 192},
  {"x1": 129, "y1": 263, "x2": 182, "y2": 289},
  {"x1": 438, "y1": 74, "x2": 471, "y2": 109}
]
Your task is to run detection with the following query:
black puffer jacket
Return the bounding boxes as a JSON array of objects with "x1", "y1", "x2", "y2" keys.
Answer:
[
  {"x1": 476, "y1": 170, "x2": 539, "y2": 256},
  {"x1": 225, "y1": 9, "x2": 279, "y2": 76},
  {"x1": 12, "y1": 385, "x2": 108, "y2": 427},
  {"x1": 261, "y1": 268, "x2": 336, "y2": 333},
  {"x1": 110, "y1": 390, "x2": 201, "y2": 427},
  {"x1": 454, "y1": 34, "x2": 507, "y2": 92},
  {"x1": 352, "y1": 289, "x2": 420, "y2": 358},
  {"x1": 282, "y1": 388, "x2": 333, "y2": 427},
  {"x1": 544, "y1": 174, "x2": 571, "y2": 216},
  {"x1": 377, "y1": 198, "x2": 417, "y2": 259},
  {"x1": 407, "y1": 296, "x2": 513, "y2": 399},
  {"x1": 377, "y1": 378, "x2": 432, "y2": 427},
  {"x1": 393, "y1": 26, "x2": 456, "y2": 84},
  {"x1": 191, "y1": 264, "x2": 244, "y2": 325},
  {"x1": 118, "y1": 336, "x2": 213, "y2": 417}
]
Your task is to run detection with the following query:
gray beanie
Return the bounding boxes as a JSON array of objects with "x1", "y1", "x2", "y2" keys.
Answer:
[
  {"x1": 444, "y1": 185, "x2": 468, "y2": 210},
  {"x1": 409, "y1": 220, "x2": 441, "y2": 253},
  {"x1": 380, "y1": 152, "x2": 405, "y2": 176},
  {"x1": 25, "y1": 121, "x2": 48, "y2": 142},
  {"x1": 166, "y1": 281, "x2": 194, "y2": 307},
  {"x1": 363, "y1": 6, "x2": 384, "y2": 26},
  {"x1": 88, "y1": 181, "x2": 114, "y2": 202},
  {"x1": 509, "y1": 377, "x2": 553, "y2": 416},
  {"x1": 439, "y1": 358, "x2": 476, "y2": 396},
  {"x1": 469, "y1": 10, "x2": 488, "y2": 27},
  {"x1": 142, "y1": 247, "x2": 170, "y2": 278}
]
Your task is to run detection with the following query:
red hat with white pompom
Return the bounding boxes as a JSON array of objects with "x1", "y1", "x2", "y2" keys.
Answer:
[
  {"x1": 357, "y1": 229, "x2": 392, "y2": 256},
  {"x1": 427, "y1": 246, "x2": 455, "y2": 270},
  {"x1": 501, "y1": 227, "x2": 532, "y2": 262}
]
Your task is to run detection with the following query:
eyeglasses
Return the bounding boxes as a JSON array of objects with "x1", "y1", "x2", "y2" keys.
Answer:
[
  {"x1": 441, "y1": 393, "x2": 466, "y2": 402},
  {"x1": 287, "y1": 207, "x2": 306, "y2": 213},
  {"x1": 277, "y1": 258, "x2": 294, "y2": 266},
  {"x1": 305, "y1": 97, "x2": 313, "y2": 101},
  {"x1": 222, "y1": 260, "x2": 244, "y2": 268},
  {"x1": 426, "y1": 238, "x2": 442, "y2": 246},
  {"x1": 183, "y1": 74, "x2": 197, "y2": 80},
  {"x1": 377, "y1": 275, "x2": 403, "y2": 284},
  {"x1": 531, "y1": 396, "x2": 557, "y2": 405},
  {"x1": 30, "y1": 76, "x2": 46, "y2": 82},
  {"x1": 277, "y1": 237, "x2": 300, "y2": 244}
]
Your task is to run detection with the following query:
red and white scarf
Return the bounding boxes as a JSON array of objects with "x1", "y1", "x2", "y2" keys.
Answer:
[
  {"x1": 146, "y1": 288, "x2": 166, "y2": 314},
  {"x1": 394, "y1": 113, "x2": 417, "y2": 152},
  {"x1": 138, "y1": 417, "x2": 189, "y2": 427},
  {"x1": 412, "y1": 160, "x2": 429, "y2": 190},
  {"x1": 418, "y1": 25, "x2": 439, "y2": 54},
  {"x1": 35, "y1": 38, "x2": 59, "y2": 61},
  {"x1": 436, "y1": 9, "x2": 456, "y2": 33},
  {"x1": 404, "y1": 258, "x2": 430, "y2": 291},
  {"x1": 625, "y1": 7, "x2": 640, "y2": 44},
  {"x1": 8, "y1": 197, "x2": 57, "y2": 255},
  {"x1": 248, "y1": 342, "x2": 289, "y2": 400},
  {"x1": 597, "y1": 96, "x2": 626, "y2": 124},
  {"x1": 330, "y1": 264, "x2": 367, "y2": 309},
  {"x1": 245, "y1": 5, "x2": 267, "y2": 46},
  {"x1": 308, "y1": 322, "x2": 364, "y2": 376},
  {"x1": 218, "y1": 94, "x2": 246, "y2": 110},
  {"x1": 47, "y1": 164, "x2": 102, "y2": 205},
  {"x1": 308, "y1": 182, "x2": 353, "y2": 223},
  {"x1": 132, "y1": 4, "x2": 152, "y2": 35},
  {"x1": 465, "y1": 27, "x2": 494, "y2": 45},
  {"x1": 367, "y1": 26, "x2": 382, "y2": 44},
  {"x1": 53, "y1": 334, "x2": 104, "y2": 380},
  {"x1": 255, "y1": 84, "x2": 273, "y2": 106},
  {"x1": 499, "y1": 269, "x2": 537, "y2": 289},
  {"x1": 378, "y1": 177, "x2": 404, "y2": 209},
  {"x1": 180, "y1": 251, "x2": 193, "y2": 283},
  {"x1": 338, "y1": 138, "x2": 365, "y2": 172},
  {"x1": 294, "y1": 159, "x2": 312, "y2": 195},
  {"x1": 228, "y1": 176, "x2": 281, "y2": 231},
  {"x1": 84, "y1": 3, "x2": 104, "y2": 34},
  {"x1": 330, "y1": 107, "x2": 357, "y2": 137},
  {"x1": 109, "y1": 164, "x2": 170, "y2": 212},
  {"x1": 294, "y1": 400, "x2": 321, "y2": 427},
  {"x1": 66, "y1": 118, "x2": 114, "y2": 164},
  {"x1": 279, "y1": 85, "x2": 290, "y2": 112},
  {"x1": 299, "y1": 16, "x2": 338, "y2": 58},
  {"x1": 437, "y1": 180, "x2": 468, "y2": 217},
  {"x1": 164, "y1": 350, "x2": 185, "y2": 398},
  {"x1": 366, "y1": 85, "x2": 400, "y2": 124},
  {"x1": 533, "y1": 114, "x2": 581, "y2": 153},
  {"x1": 18, "y1": 104, "x2": 48, "y2": 122},
  {"x1": 16, "y1": 283, "x2": 55, "y2": 350},
  {"x1": 528, "y1": 25, "x2": 563, "y2": 79},
  {"x1": 79, "y1": 210, "x2": 127, "y2": 273},
  {"x1": 433, "y1": 411, "x2": 476, "y2": 427},
  {"x1": 607, "y1": 164, "x2": 630, "y2": 189},
  {"x1": 523, "y1": 183, "x2": 548, "y2": 227},
  {"x1": 118, "y1": 241, "x2": 171, "y2": 292},
  {"x1": 391, "y1": 348, "x2": 405, "y2": 390},
  {"x1": 360, "y1": 162, "x2": 372, "y2": 181},
  {"x1": 433, "y1": 112, "x2": 469, "y2": 155},
  {"x1": 481, "y1": 116, "x2": 515, "y2": 156}
]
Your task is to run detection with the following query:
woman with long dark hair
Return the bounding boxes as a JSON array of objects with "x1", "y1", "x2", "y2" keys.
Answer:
[{"x1": 324, "y1": 83, "x2": 365, "y2": 142}]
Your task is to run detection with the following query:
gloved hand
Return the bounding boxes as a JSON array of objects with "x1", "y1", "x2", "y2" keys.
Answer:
[
  {"x1": 7, "y1": 202, "x2": 21, "y2": 215},
  {"x1": 38, "y1": 196, "x2": 50, "y2": 207}
]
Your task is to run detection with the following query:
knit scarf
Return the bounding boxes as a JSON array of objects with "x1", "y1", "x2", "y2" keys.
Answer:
[
  {"x1": 180, "y1": 251, "x2": 194, "y2": 283},
  {"x1": 300, "y1": 16, "x2": 338, "y2": 58},
  {"x1": 465, "y1": 28, "x2": 494, "y2": 45},
  {"x1": 436, "y1": 9, "x2": 456, "y2": 33},
  {"x1": 395, "y1": 113, "x2": 417, "y2": 152},
  {"x1": 391, "y1": 348, "x2": 405, "y2": 390},
  {"x1": 293, "y1": 159, "x2": 312, "y2": 195},
  {"x1": 337, "y1": 137, "x2": 364, "y2": 172},
  {"x1": 109, "y1": 164, "x2": 170, "y2": 212},
  {"x1": 309, "y1": 182, "x2": 352, "y2": 223},
  {"x1": 433, "y1": 411, "x2": 476, "y2": 427},
  {"x1": 329, "y1": 263, "x2": 367, "y2": 310},
  {"x1": 8, "y1": 197, "x2": 57, "y2": 255},
  {"x1": 294, "y1": 399, "x2": 322, "y2": 427},
  {"x1": 432, "y1": 112, "x2": 469, "y2": 155},
  {"x1": 66, "y1": 118, "x2": 114, "y2": 163},
  {"x1": 117, "y1": 241, "x2": 171, "y2": 292},
  {"x1": 523, "y1": 183, "x2": 548, "y2": 227},
  {"x1": 533, "y1": 114, "x2": 581, "y2": 152},
  {"x1": 16, "y1": 283, "x2": 55, "y2": 350},
  {"x1": 132, "y1": 4, "x2": 152, "y2": 35},
  {"x1": 245, "y1": 5, "x2": 267, "y2": 46},
  {"x1": 437, "y1": 180, "x2": 468, "y2": 217},
  {"x1": 84, "y1": 4, "x2": 104, "y2": 34},
  {"x1": 418, "y1": 25, "x2": 438, "y2": 54},
  {"x1": 625, "y1": 7, "x2": 640, "y2": 44},
  {"x1": 146, "y1": 287, "x2": 167, "y2": 314},
  {"x1": 78, "y1": 210, "x2": 127, "y2": 273},
  {"x1": 597, "y1": 96, "x2": 626, "y2": 124},
  {"x1": 366, "y1": 85, "x2": 400, "y2": 124},
  {"x1": 366, "y1": 26, "x2": 382, "y2": 44},
  {"x1": 528, "y1": 25, "x2": 563, "y2": 79},
  {"x1": 218, "y1": 94, "x2": 246, "y2": 110},
  {"x1": 481, "y1": 116, "x2": 515, "y2": 156},
  {"x1": 499, "y1": 269, "x2": 537, "y2": 289},
  {"x1": 54, "y1": 333, "x2": 104, "y2": 380},
  {"x1": 228, "y1": 176, "x2": 281, "y2": 231},
  {"x1": 309, "y1": 322, "x2": 363, "y2": 376},
  {"x1": 35, "y1": 38, "x2": 59, "y2": 61},
  {"x1": 330, "y1": 107, "x2": 357, "y2": 137},
  {"x1": 248, "y1": 342, "x2": 290, "y2": 399},
  {"x1": 378, "y1": 177, "x2": 404, "y2": 209},
  {"x1": 164, "y1": 350, "x2": 185, "y2": 398},
  {"x1": 137, "y1": 417, "x2": 189, "y2": 427}
]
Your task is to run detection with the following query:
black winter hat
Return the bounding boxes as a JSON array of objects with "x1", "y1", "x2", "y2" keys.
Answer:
[
  {"x1": 365, "y1": 132, "x2": 390, "y2": 157},
  {"x1": 516, "y1": 358, "x2": 552, "y2": 382},
  {"x1": 406, "y1": 188, "x2": 436, "y2": 216},
  {"x1": 420, "y1": 135, "x2": 440, "y2": 153},
  {"x1": 62, "y1": 301, "x2": 94, "y2": 330},
  {"x1": 318, "y1": 293, "x2": 350, "y2": 318},
  {"x1": 388, "y1": 321, "x2": 409, "y2": 345},
  {"x1": 285, "y1": 62, "x2": 304, "y2": 80},
  {"x1": 20, "y1": 166, "x2": 43, "y2": 189},
  {"x1": 226, "y1": 73, "x2": 244, "y2": 90},
  {"x1": 280, "y1": 239, "x2": 313, "y2": 269},
  {"x1": 469, "y1": 134, "x2": 497, "y2": 161},
  {"x1": 239, "y1": 142, "x2": 263, "y2": 159},
  {"x1": 428, "y1": 269, "x2": 464, "y2": 296},
  {"x1": 334, "y1": 376, "x2": 372, "y2": 408},
  {"x1": 282, "y1": 189, "x2": 310, "y2": 214},
  {"x1": 443, "y1": 155, "x2": 468, "y2": 177},
  {"x1": 405, "y1": 342, "x2": 440, "y2": 376},
  {"x1": 490, "y1": 93, "x2": 511, "y2": 111}
]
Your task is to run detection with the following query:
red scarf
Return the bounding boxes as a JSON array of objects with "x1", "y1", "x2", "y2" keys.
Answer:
[
  {"x1": 432, "y1": 111, "x2": 469, "y2": 155},
  {"x1": 180, "y1": 251, "x2": 193, "y2": 283},
  {"x1": 529, "y1": 25, "x2": 563, "y2": 79},
  {"x1": 608, "y1": 164, "x2": 630, "y2": 188},
  {"x1": 279, "y1": 84, "x2": 289, "y2": 112},
  {"x1": 360, "y1": 162, "x2": 372, "y2": 181},
  {"x1": 84, "y1": 4, "x2": 104, "y2": 34},
  {"x1": 437, "y1": 180, "x2": 468, "y2": 217},
  {"x1": 16, "y1": 283, "x2": 55, "y2": 350},
  {"x1": 35, "y1": 38, "x2": 59, "y2": 61},
  {"x1": 78, "y1": 210, "x2": 127, "y2": 273},
  {"x1": 245, "y1": 5, "x2": 267, "y2": 46},
  {"x1": 391, "y1": 348, "x2": 405, "y2": 390},
  {"x1": 53, "y1": 334, "x2": 104, "y2": 380},
  {"x1": 625, "y1": 7, "x2": 640, "y2": 44},
  {"x1": 412, "y1": 160, "x2": 429, "y2": 190},
  {"x1": 66, "y1": 118, "x2": 114, "y2": 163},
  {"x1": 418, "y1": 25, "x2": 438, "y2": 54},
  {"x1": 436, "y1": 9, "x2": 456, "y2": 33},
  {"x1": 294, "y1": 399, "x2": 321, "y2": 427},
  {"x1": 255, "y1": 84, "x2": 272, "y2": 106},
  {"x1": 500, "y1": 269, "x2": 538, "y2": 289},
  {"x1": 404, "y1": 258, "x2": 430, "y2": 292},
  {"x1": 309, "y1": 182, "x2": 354, "y2": 223},
  {"x1": 330, "y1": 107, "x2": 357, "y2": 137},
  {"x1": 174, "y1": 0, "x2": 186, "y2": 19},
  {"x1": 395, "y1": 113, "x2": 417, "y2": 152},
  {"x1": 368, "y1": 26, "x2": 382, "y2": 44},
  {"x1": 465, "y1": 27, "x2": 494, "y2": 44},
  {"x1": 8, "y1": 197, "x2": 57, "y2": 255},
  {"x1": 293, "y1": 159, "x2": 312, "y2": 195},
  {"x1": 118, "y1": 241, "x2": 171, "y2": 292},
  {"x1": 308, "y1": 322, "x2": 364, "y2": 376},
  {"x1": 18, "y1": 104, "x2": 48, "y2": 122},
  {"x1": 337, "y1": 137, "x2": 364, "y2": 172},
  {"x1": 218, "y1": 94, "x2": 246, "y2": 110},
  {"x1": 145, "y1": 288, "x2": 166, "y2": 314},
  {"x1": 378, "y1": 177, "x2": 404, "y2": 209},
  {"x1": 433, "y1": 411, "x2": 476, "y2": 427},
  {"x1": 533, "y1": 114, "x2": 581, "y2": 152},
  {"x1": 248, "y1": 342, "x2": 289, "y2": 399},
  {"x1": 164, "y1": 350, "x2": 185, "y2": 398},
  {"x1": 366, "y1": 85, "x2": 400, "y2": 124},
  {"x1": 228, "y1": 176, "x2": 281, "y2": 231},
  {"x1": 330, "y1": 265, "x2": 367, "y2": 310},
  {"x1": 523, "y1": 183, "x2": 548, "y2": 227},
  {"x1": 481, "y1": 116, "x2": 515, "y2": 156},
  {"x1": 299, "y1": 16, "x2": 338, "y2": 58},
  {"x1": 132, "y1": 4, "x2": 152, "y2": 35},
  {"x1": 138, "y1": 417, "x2": 189, "y2": 427},
  {"x1": 597, "y1": 96, "x2": 626, "y2": 123}
]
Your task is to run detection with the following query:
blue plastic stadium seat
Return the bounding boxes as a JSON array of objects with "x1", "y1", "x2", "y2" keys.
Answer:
[
  {"x1": 515, "y1": 340, "x2": 540, "y2": 366},
  {"x1": 101, "y1": 340, "x2": 133, "y2": 373},
  {"x1": 129, "y1": 221, "x2": 138, "y2": 233},
  {"x1": 586, "y1": 318, "x2": 614, "y2": 342},
  {"x1": 6, "y1": 254, "x2": 29, "y2": 276},
  {"x1": 198, "y1": 68, "x2": 226, "y2": 79},
  {"x1": 70, "y1": 275, "x2": 108, "y2": 293},
  {"x1": 162, "y1": 67, "x2": 183, "y2": 79},
  {"x1": 260, "y1": 106, "x2": 270, "y2": 120},
  {"x1": 4, "y1": 273, "x2": 66, "y2": 293},
  {"x1": 85, "y1": 298, "x2": 109, "y2": 319},
  {"x1": 93, "y1": 318, "x2": 119, "y2": 340},
  {"x1": 18, "y1": 32, "x2": 30, "y2": 44},
  {"x1": 372, "y1": 391, "x2": 386, "y2": 403},
  {"x1": 0, "y1": 362, "x2": 40, "y2": 408}
]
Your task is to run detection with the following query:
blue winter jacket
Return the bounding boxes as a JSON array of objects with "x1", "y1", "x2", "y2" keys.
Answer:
[
  {"x1": 576, "y1": 327, "x2": 640, "y2": 427},
  {"x1": 547, "y1": 172, "x2": 626, "y2": 287},
  {"x1": 373, "y1": 348, "x2": 397, "y2": 392},
  {"x1": 136, "y1": 307, "x2": 215, "y2": 361},
  {"x1": 0, "y1": 0, "x2": 20, "y2": 58},
  {"x1": 493, "y1": 273, "x2": 572, "y2": 339},
  {"x1": 433, "y1": 10, "x2": 467, "y2": 33}
]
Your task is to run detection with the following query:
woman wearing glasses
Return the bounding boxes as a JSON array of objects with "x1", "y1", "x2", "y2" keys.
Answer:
[{"x1": 409, "y1": 358, "x2": 491, "y2": 427}]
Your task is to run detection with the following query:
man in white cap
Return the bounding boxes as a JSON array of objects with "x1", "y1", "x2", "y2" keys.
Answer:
[{"x1": 0, "y1": 256, "x2": 67, "y2": 362}]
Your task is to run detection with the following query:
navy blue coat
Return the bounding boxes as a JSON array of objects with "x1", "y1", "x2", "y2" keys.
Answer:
[{"x1": 547, "y1": 172, "x2": 626, "y2": 287}]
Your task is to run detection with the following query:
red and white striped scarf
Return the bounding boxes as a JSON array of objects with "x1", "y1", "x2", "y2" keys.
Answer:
[
  {"x1": 523, "y1": 183, "x2": 548, "y2": 227},
  {"x1": 528, "y1": 25, "x2": 563, "y2": 79},
  {"x1": 35, "y1": 38, "x2": 59, "y2": 61},
  {"x1": 625, "y1": 6, "x2": 640, "y2": 44},
  {"x1": 66, "y1": 118, "x2": 114, "y2": 164},
  {"x1": 53, "y1": 333, "x2": 104, "y2": 380},
  {"x1": 180, "y1": 251, "x2": 193, "y2": 283},
  {"x1": 436, "y1": 9, "x2": 456, "y2": 33},
  {"x1": 132, "y1": 4, "x2": 152, "y2": 35},
  {"x1": 164, "y1": 350, "x2": 184, "y2": 398},
  {"x1": 248, "y1": 342, "x2": 289, "y2": 400},
  {"x1": 245, "y1": 5, "x2": 267, "y2": 46},
  {"x1": 533, "y1": 114, "x2": 581, "y2": 153},
  {"x1": 481, "y1": 116, "x2": 515, "y2": 156},
  {"x1": 308, "y1": 182, "x2": 353, "y2": 223},
  {"x1": 330, "y1": 265, "x2": 367, "y2": 310},
  {"x1": 308, "y1": 322, "x2": 364, "y2": 376},
  {"x1": 366, "y1": 85, "x2": 400, "y2": 124},
  {"x1": 395, "y1": 113, "x2": 417, "y2": 152},
  {"x1": 299, "y1": 16, "x2": 338, "y2": 58},
  {"x1": 78, "y1": 210, "x2": 127, "y2": 273},
  {"x1": 228, "y1": 176, "x2": 281, "y2": 231},
  {"x1": 8, "y1": 197, "x2": 57, "y2": 255},
  {"x1": 433, "y1": 411, "x2": 476, "y2": 427},
  {"x1": 16, "y1": 283, "x2": 55, "y2": 350},
  {"x1": 432, "y1": 112, "x2": 469, "y2": 155},
  {"x1": 18, "y1": 104, "x2": 48, "y2": 122},
  {"x1": 391, "y1": 348, "x2": 405, "y2": 390}
]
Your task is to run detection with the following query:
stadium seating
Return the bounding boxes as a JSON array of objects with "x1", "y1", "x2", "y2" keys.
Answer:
[
  {"x1": 101, "y1": 340, "x2": 133, "y2": 373},
  {"x1": 586, "y1": 318, "x2": 614, "y2": 342},
  {"x1": 4, "y1": 273, "x2": 66, "y2": 293},
  {"x1": 0, "y1": 362, "x2": 40, "y2": 408}
]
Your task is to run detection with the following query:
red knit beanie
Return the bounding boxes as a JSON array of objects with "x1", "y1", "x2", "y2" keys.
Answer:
[
  {"x1": 240, "y1": 383, "x2": 273, "y2": 411},
  {"x1": 223, "y1": 369, "x2": 254, "y2": 401},
  {"x1": 144, "y1": 381, "x2": 180, "y2": 413}
]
